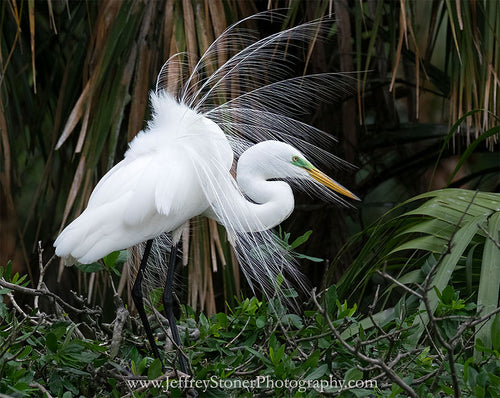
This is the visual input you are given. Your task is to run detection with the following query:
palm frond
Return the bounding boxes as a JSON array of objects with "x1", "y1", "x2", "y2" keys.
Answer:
[{"x1": 336, "y1": 188, "x2": 500, "y2": 357}]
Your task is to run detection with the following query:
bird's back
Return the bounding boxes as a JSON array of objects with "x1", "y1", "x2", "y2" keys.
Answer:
[{"x1": 55, "y1": 92, "x2": 234, "y2": 264}]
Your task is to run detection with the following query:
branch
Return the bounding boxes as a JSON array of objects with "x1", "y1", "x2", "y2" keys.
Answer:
[
  {"x1": 6, "y1": 291, "x2": 29, "y2": 319},
  {"x1": 0, "y1": 278, "x2": 100, "y2": 316},
  {"x1": 29, "y1": 382, "x2": 53, "y2": 398},
  {"x1": 312, "y1": 288, "x2": 418, "y2": 398},
  {"x1": 375, "y1": 270, "x2": 422, "y2": 299},
  {"x1": 110, "y1": 292, "x2": 129, "y2": 359},
  {"x1": 449, "y1": 305, "x2": 500, "y2": 348},
  {"x1": 478, "y1": 224, "x2": 500, "y2": 250}
]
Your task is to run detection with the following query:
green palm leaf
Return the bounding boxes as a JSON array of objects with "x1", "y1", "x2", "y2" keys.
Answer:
[{"x1": 337, "y1": 188, "x2": 500, "y2": 357}]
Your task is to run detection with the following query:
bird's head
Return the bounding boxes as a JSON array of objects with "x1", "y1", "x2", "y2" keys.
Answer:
[{"x1": 239, "y1": 140, "x2": 360, "y2": 202}]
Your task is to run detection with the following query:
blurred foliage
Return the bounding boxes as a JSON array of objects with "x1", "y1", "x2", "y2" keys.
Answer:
[{"x1": 0, "y1": 0, "x2": 262, "y2": 313}]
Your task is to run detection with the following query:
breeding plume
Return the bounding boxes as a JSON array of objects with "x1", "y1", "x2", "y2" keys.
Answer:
[{"x1": 54, "y1": 12, "x2": 359, "y2": 373}]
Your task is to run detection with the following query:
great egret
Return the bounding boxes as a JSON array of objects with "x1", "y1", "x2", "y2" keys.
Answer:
[{"x1": 54, "y1": 12, "x2": 359, "y2": 374}]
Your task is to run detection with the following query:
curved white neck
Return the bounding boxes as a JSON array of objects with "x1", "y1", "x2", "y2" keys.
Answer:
[
  {"x1": 234, "y1": 171, "x2": 294, "y2": 232},
  {"x1": 203, "y1": 143, "x2": 295, "y2": 233}
]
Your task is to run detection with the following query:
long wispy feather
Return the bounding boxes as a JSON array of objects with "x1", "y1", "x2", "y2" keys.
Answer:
[{"x1": 135, "y1": 11, "x2": 356, "y2": 306}]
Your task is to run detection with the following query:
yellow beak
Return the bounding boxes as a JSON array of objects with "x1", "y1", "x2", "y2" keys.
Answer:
[{"x1": 306, "y1": 168, "x2": 360, "y2": 201}]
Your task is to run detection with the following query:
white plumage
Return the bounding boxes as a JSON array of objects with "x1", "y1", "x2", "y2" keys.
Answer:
[
  {"x1": 55, "y1": 11, "x2": 359, "y2": 305},
  {"x1": 55, "y1": 94, "x2": 233, "y2": 263}
]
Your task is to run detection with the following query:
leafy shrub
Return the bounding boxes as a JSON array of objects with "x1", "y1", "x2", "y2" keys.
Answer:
[{"x1": 2, "y1": 256, "x2": 499, "y2": 397}]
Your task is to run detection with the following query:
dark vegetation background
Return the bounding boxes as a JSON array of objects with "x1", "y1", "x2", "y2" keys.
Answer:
[
  {"x1": 0, "y1": 1, "x2": 499, "y2": 396},
  {"x1": 2, "y1": 0, "x2": 497, "y2": 313}
]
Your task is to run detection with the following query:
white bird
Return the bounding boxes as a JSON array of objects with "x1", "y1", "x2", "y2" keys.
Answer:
[{"x1": 54, "y1": 12, "x2": 359, "y2": 374}]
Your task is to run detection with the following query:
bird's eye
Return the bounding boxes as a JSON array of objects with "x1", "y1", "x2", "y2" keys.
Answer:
[{"x1": 292, "y1": 155, "x2": 299, "y2": 162}]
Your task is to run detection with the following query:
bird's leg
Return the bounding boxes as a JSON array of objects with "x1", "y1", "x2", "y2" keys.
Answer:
[
  {"x1": 162, "y1": 244, "x2": 189, "y2": 374},
  {"x1": 131, "y1": 239, "x2": 163, "y2": 362}
]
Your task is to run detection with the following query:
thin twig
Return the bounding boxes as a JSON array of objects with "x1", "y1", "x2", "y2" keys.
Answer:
[
  {"x1": 29, "y1": 382, "x2": 54, "y2": 398},
  {"x1": 34, "y1": 242, "x2": 43, "y2": 309},
  {"x1": 359, "y1": 326, "x2": 413, "y2": 346},
  {"x1": 225, "y1": 316, "x2": 251, "y2": 348},
  {"x1": 367, "y1": 285, "x2": 386, "y2": 336},
  {"x1": 366, "y1": 283, "x2": 399, "y2": 363},
  {"x1": 478, "y1": 224, "x2": 500, "y2": 250},
  {"x1": 414, "y1": 369, "x2": 440, "y2": 384},
  {"x1": 311, "y1": 288, "x2": 418, "y2": 398},
  {"x1": 0, "y1": 278, "x2": 100, "y2": 315},
  {"x1": 110, "y1": 275, "x2": 129, "y2": 359},
  {"x1": 418, "y1": 310, "x2": 446, "y2": 361},
  {"x1": 375, "y1": 270, "x2": 423, "y2": 299},
  {"x1": 450, "y1": 305, "x2": 500, "y2": 347},
  {"x1": 6, "y1": 292, "x2": 29, "y2": 319}
]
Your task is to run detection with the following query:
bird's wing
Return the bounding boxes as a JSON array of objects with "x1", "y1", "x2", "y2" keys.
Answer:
[
  {"x1": 153, "y1": 147, "x2": 206, "y2": 220},
  {"x1": 55, "y1": 147, "x2": 205, "y2": 264},
  {"x1": 84, "y1": 155, "x2": 160, "y2": 226},
  {"x1": 86, "y1": 156, "x2": 151, "y2": 208},
  {"x1": 55, "y1": 155, "x2": 157, "y2": 262},
  {"x1": 88, "y1": 148, "x2": 203, "y2": 227}
]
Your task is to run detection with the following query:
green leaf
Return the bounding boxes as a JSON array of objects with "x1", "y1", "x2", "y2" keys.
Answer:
[
  {"x1": 17, "y1": 346, "x2": 32, "y2": 360},
  {"x1": 345, "y1": 367, "x2": 363, "y2": 383},
  {"x1": 216, "y1": 312, "x2": 228, "y2": 328},
  {"x1": 290, "y1": 230, "x2": 312, "y2": 249},
  {"x1": 281, "y1": 314, "x2": 303, "y2": 329},
  {"x1": 116, "y1": 249, "x2": 130, "y2": 264},
  {"x1": 103, "y1": 251, "x2": 120, "y2": 269},
  {"x1": 304, "y1": 364, "x2": 328, "y2": 380},
  {"x1": 491, "y1": 314, "x2": 500, "y2": 351},
  {"x1": 148, "y1": 358, "x2": 163, "y2": 380},
  {"x1": 302, "y1": 349, "x2": 321, "y2": 370},
  {"x1": 325, "y1": 285, "x2": 337, "y2": 316},
  {"x1": 441, "y1": 285, "x2": 455, "y2": 305},
  {"x1": 391, "y1": 235, "x2": 447, "y2": 254},
  {"x1": 3, "y1": 261, "x2": 12, "y2": 280},
  {"x1": 295, "y1": 253, "x2": 323, "y2": 262},
  {"x1": 475, "y1": 211, "x2": 500, "y2": 360},
  {"x1": 466, "y1": 244, "x2": 480, "y2": 295},
  {"x1": 138, "y1": 357, "x2": 148, "y2": 375},
  {"x1": 75, "y1": 262, "x2": 104, "y2": 273},
  {"x1": 46, "y1": 332, "x2": 58, "y2": 353},
  {"x1": 245, "y1": 346, "x2": 270, "y2": 365},
  {"x1": 199, "y1": 313, "x2": 209, "y2": 334},
  {"x1": 358, "y1": 323, "x2": 364, "y2": 340},
  {"x1": 409, "y1": 213, "x2": 489, "y2": 346},
  {"x1": 63, "y1": 367, "x2": 91, "y2": 376}
]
